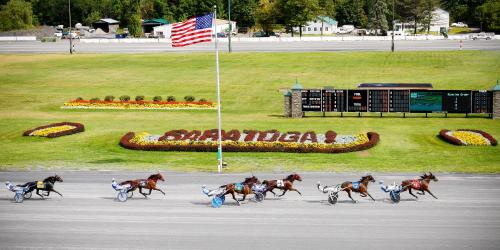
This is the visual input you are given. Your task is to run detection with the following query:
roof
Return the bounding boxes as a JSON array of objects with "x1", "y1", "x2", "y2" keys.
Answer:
[
  {"x1": 291, "y1": 79, "x2": 303, "y2": 90},
  {"x1": 143, "y1": 18, "x2": 169, "y2": 25},
  {"x1": 357, "y1": 83, "x2": 433, "y2": 90},
  {"x1": 493, "y1": 81, "x2": 500, "y2": 91},
  {"x1": 317, "y1": 16, "x2": 337, "y2": 26},
  {"x1": 94, "y1": 18, "x2": 119, "y2": 24}
]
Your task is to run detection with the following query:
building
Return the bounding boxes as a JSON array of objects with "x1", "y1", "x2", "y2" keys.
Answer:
[
  {"x1": 152, "y1": 24, "x2": 171, "y2": 38},
  {"x1": 92, "y1": 18, "x2": 120, "y2": 33},
  {"x1": 213, "y1": 19, "x2": 237, "y2": 35},
  {"x1": 393, "y1": 8, "x2": 449, "y2": 35},
  {"x1": 293, "y1": 16, "x2": 338, "y2": 35},
  {"x1": 142, "y1": 18, "x2": 169, "y2": 35}
]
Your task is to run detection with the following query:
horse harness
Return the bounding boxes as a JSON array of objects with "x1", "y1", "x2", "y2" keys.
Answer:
[
  {"x1": 410, "y1": 179, "x2": 421, "y2": 189},
  {"x1": 351, "y1": 181, "x2": 361, "y2": 191},
  {"x1": 36, "y1": 181, "x2": 46, "y2": 189},
  {"x1": 276, "y1": 180, "x2": 284, "y2": 188},
  {"x1": 235, "y1": 183, "x2": 244, "y2": 192}
]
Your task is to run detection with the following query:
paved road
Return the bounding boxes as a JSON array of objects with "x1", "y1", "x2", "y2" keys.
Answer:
[
  {"x1": 0, "y1": 171, "x2": 499, "y2": 250},
  {"x1": 0, "y1": 40, "x2": 499, "y2": 53}
]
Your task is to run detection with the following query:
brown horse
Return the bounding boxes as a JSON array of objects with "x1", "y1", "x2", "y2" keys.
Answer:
[
  {"x1": 401, "y1": 172, "x2": 438, "y2": 199},
  {"x1": 262, "y1": 173, "x2": 302, "y2": 197},
  {"x1": 341, "y1": 175, "x2": 376, "y2": 203},
  {"x1": 221, "y1": 176, "x2": 260, "y2": 205},
  {"x1": 120, "y1": 173, "x2": 166, "y2": 198}
]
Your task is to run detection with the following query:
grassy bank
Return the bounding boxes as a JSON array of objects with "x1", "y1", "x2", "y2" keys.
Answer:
[{"x1": 0, "y1": 51, "x2": 499, "y2": 173}]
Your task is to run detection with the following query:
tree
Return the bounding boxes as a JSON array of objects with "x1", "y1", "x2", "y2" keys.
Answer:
[
  {"x1": 335, "y1": 0, "x2": 367, "y2": 27},
  {"x1": 476, "y1": 0, "x2": 500, "y2": 32},
  {"x1": 419, "y1": 0, "x2": 439, "y2": 34},
  {"x1": 254, "y1": 0, "x2": 277, "y2": 35},
  {"x1": 0, "y1": 0, "x2": 33, "y2": 31},
  {"x1": 276, "y1": 0, "x2": 319, "y2": 37},
  {"x1": 367, "y1": 0, "x2": 388, "y2": 35},
  {"x1": 228, "y1": 0, "x2": 258, "y2": 29}
]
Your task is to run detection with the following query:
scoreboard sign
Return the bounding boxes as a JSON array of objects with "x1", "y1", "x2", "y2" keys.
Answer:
[
  {"x1": 298, "y1": 88, "x2": 493, "y2": 115},
  {"x1": 301, "y1": 89, "x2": 322, "y2": 111},
  {"x1": 444, "y1": 91, "x2": 471, "y2": 113},
  {"x1": 322, "y1": 89, "x2": 346, "y2": 112},
  {"x1": 410, "y1": 91, "x2": 443, "y2": 113},
  {"x1": 347, "y1": 90, "x2": 368, "y2": 112}
]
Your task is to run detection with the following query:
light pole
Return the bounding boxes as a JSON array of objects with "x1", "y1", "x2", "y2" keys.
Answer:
[
  {"x1": 68, "y1": 0, "x2": 73, "y2": 54},
  {"x1": 227, "y1": 0, "x2": 232, "y2": 53},
  {"x1": 391, "y1": 0, "x2": 395, "y2": 52}
]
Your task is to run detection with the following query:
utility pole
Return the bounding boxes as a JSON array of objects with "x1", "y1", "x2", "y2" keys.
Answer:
[
  {"x1": 68, "y1": 0, "x2": 73, "y2": 54},
  {"x1": 391, "y1": 0, "x2": 395, "y2": 52},
  {"x1": 228, "y1": 0, "x2": 232, "y2": 53}
]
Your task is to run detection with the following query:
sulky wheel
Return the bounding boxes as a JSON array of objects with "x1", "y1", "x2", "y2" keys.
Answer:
[
  {"x1": 211, "y1": 195, "x2": 225, "y2": 208},
  {"x1": 390, "y1": 191, "x2": 400, "y2": 203},
  {"x1": 117, "y1": 192, "x2": 128, "y2": 202},
  {"x1": 14, "y1": 192, "x2": 24, "y2": 203},
  {"x1": 255, "y1": 192, "x2": 264, "y2": 202},
  {"x1": 328, "y1": 192, "x2": 338, "y2": 205},
  {"x1": 23, "y1": 191, "x2": 32, "y2": 199}
]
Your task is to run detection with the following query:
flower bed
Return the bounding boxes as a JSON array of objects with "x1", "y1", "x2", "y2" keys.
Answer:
[
  {"x1": 23, "y1": 122, "x2": 84, "y2": 138},
  {"x1": 439, "y1": 129, "x2": 497, "y2": 146},
  {"x1": 61, "y1": 100, "x2": 216, "y2": 110},
  {"x1": 120, "y1": 129, "x2": 379, "y2": 153}
]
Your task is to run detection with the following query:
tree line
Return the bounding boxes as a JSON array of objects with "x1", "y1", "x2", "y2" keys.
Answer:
[{"x1": 1, "y1": 0, "x2": 498, "y2": 35}]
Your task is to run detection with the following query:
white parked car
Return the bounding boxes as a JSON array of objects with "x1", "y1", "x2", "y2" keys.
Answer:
[
  {"x1": 470, "y1": 32, "x2": 494, "y2": 40},
  {"x1": 451, "y1": 22, "x2": 468, "y2": 28}
]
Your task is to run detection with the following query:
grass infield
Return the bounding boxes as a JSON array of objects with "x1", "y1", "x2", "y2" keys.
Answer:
[{"x1": 0, "y1": 51, "x2": 499, "y2": 173}]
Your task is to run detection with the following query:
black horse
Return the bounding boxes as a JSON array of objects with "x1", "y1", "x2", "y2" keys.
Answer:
[{"x1": 17, "y1": 175, "x2": 63, "y2": 199}]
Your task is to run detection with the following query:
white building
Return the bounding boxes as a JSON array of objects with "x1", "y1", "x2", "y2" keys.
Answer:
[
  {"x1": 213, "y1": 19, "x2": 237, "y2": 34},
  {"x1": 152, "y1": 19, "x2": 237, "y2": 38},
  {"x1": 394, "y1": 8, "x2": 450, "y2": 35},
  {"x1": 293, "y1": 16, "x2": 338, "y2": 35}
]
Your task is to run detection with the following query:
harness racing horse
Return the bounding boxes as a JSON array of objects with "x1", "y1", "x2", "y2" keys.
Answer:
[
  {"x1": 341, "y1": 175, "x2": 376, "y2": 203},
  {"x1": 221, "y1": 176, "x2": 260, "y2": 205},
  {"x1": 262, "y1": 173, "x2": 303, "y2": 197},
  {"x1": 16, "y1": 175, "x2": 63, "y2": 199},
  {"x1": 120, "y1": 173, "x2": 166, "y2": 198},
  {"x1": 401, "y1": 172, "x2": 438, "y2": 199}
]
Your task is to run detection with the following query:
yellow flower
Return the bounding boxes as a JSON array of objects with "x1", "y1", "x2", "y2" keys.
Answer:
[{"x1": 29, "y1": 125, "x2": 76, "y2": 137}]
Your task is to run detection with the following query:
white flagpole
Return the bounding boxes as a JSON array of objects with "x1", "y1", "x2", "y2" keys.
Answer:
[{"x1": 214, "y1": 5, "x2": 223, "y2": 173}]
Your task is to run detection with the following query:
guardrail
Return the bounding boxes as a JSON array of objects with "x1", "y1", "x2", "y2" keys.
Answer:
[
  {"x1": 0, "y1": 36, "x2": 37, "y2": 41},
  {"x1": 77, "y1": 34, "x2": 498, "y2": 44}
]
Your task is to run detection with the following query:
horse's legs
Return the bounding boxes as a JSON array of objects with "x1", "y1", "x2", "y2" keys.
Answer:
[
  {"x1": 408, "y1": 188, "x2": 418, "y2": 199},
  {"x1": 36, "y1": 189, "x2": 44, "y2": 199},
  {"x1": 364, "y1": 191, "x2": 375, "y2": 201},
  {"x1": 50, "y1": 188, "x2": 63, "y2": 197},
  {"x1": 289, "y1": 188, "x2": 302, "y2": 196},
  {"x1": 425, "y1": 188, "x2": 438, "y2": 199},
  {"x1": 153, "y1": 187, "x2": 166, "y2": 195},
  {"x1": 278, "y1": 189, "x2": 288, "y2": 197},
  {"x1": 417, "y1": 189, "x2": 425, "y2": 195},
  {"x1": 267, "y1": 188, "x2": 277, "y2": 197},
  {"x1": 346, "y1": 190, "x2": 356, "y2": 203},
  {"x1": 238, "y1": 193, "x2": 247, "y2": 202},
  {"x1": 139, "y1": 187, "x2": 148, "y2": 198}
]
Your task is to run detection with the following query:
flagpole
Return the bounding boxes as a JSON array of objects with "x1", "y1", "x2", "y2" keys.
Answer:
[{"x1": 214, "y1": 5, "x2": 223, "y2": 173}]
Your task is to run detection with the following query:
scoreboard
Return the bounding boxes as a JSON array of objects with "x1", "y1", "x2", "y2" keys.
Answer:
[
  {"x1": 301, "y1": 89, "x2": 322, "y2": 112},
  {"x1": 322, "y1": 90, "x2": 346, "y2": 112},
  {"x1": 444, "y1": 91, "x2": 471, "y2": 113},
  {"x1": 472, "y1": 91, "x2": 493, "y2": 113},
  {"x1": 300, "y1": 88, "x2": 493, "y2": 115},
  {"x1": 368, "y1": 90, "x2": 389, "y2": 112},
  {"x1": 389, "y1": 90, "x2": 410, "y2": 112},
  {"x1": 347, "y1": 90, "x2": 368, "y2": 112}
]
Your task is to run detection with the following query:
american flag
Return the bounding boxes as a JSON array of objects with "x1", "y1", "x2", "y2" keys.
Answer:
[{"x1": 171, "y1": 13, "x2": 213, "y2": 47}]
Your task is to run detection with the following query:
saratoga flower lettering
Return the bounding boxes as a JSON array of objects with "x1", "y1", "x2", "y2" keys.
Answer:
[
  {"x1": 439, "y1": 129, "x2": 497, "y2": 146},
  {"x1": 120, "y1": 129, "x2": 380, "y2": 154},
  {"x1": 23, "y1": 122, "x2": 85, "y2": 138},
  {"x1": 61, "y1": 100, "x2": 216, "y2": 110}
]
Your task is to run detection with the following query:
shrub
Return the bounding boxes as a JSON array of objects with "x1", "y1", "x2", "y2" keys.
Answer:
[
  {"x1": 75, "y1": 97, "x2": 83, "y2": 101},
  {"x1": 199, "y1": 98, "x2": 207, "y2": 102},
  {"x1": 153, "y1": 96, "x2": 162, "y2": 102},
  {"x1": 89, "y1": 97, "x2": 100, "y2": 103},
  {"x1": 135, "y1": 95, "x2": 145, "y2": 101},
  {"x1": 104, "y1": 95, "x2": 115, "y2": 101},
  {"x1": 119, "y1": 95, "x2": 130, "y2": 101},
  {"x1": 167, "y1": 96, "x2": 176, "y2": 102},
  {"x1": 184, "y1": 95, "x2": 195, "y2": 102}
]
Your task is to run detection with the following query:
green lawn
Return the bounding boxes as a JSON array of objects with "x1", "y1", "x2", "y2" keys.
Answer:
[{"x1": 0, "y1": 51, "x2": 499, "y2": 173}]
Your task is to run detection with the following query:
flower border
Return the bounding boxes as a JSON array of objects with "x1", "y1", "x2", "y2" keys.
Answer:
[
  {"x1": 61, "y1": 100, "x2": 216, "y2": 110},
  {"x1": 439, "y1": 129, "x2": 497, "y2": 146},
  {"x1": 23, "y1": 122, "x2": 85, "y2": 138},
  {"x1": 119, "y1": 131, "x2": 379, "y2": 154}
]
